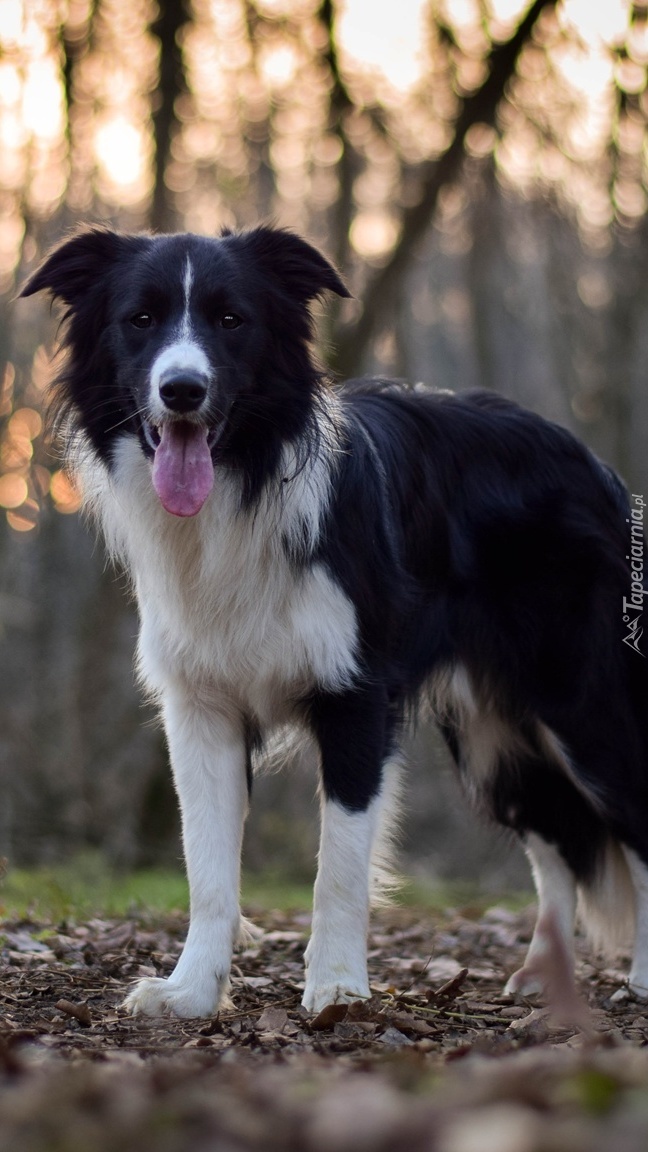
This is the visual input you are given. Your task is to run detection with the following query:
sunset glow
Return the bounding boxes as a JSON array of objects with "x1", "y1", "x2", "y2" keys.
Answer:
[
  {"x1": 338, "y1": 0, "x2": 427, "y2": 93},
  {"x1": 95, "y1": 117, "x2": 149, "y2": 194},
  {"x1": 0, "y1": 0, "x2": 644, "y2": 532},
  {"x1": 0, "y1": 0, "x2": 638, "y2": 221}
]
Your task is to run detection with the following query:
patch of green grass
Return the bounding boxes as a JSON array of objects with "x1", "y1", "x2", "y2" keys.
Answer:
[
  {"x1": 568, "y1": 1068, "x2": 622, "y2": 1116},
  {"x1": 241, "y1": 874, "x2": 314, "y2": 912},
  {"x1": 397, "y1": 876, "x2": 533, "y2": 916},
  {"x1": 0, "y1": 855, "x2": 190, "y2": 921},
  {"x1": 0, "y1": 853, "x2": 533, "y2": 923},
  {"x1": 0, "y1": 856, "x2": 317, "y2": 922}
]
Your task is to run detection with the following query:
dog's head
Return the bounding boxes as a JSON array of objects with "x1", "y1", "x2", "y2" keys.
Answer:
[{"x1": 21, "y1": 226, "x2": 349, "y2": 515}]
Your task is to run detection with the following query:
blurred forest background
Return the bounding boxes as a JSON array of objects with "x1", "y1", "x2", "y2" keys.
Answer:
[{"x1": 1, "y1": 0, "x2": 648, "y2": 891}]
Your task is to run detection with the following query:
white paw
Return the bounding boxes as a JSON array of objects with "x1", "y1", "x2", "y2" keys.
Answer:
[
  {"x1": 504, "y1": 966, "x2": 544, "y2": 998},
  {"x1": 628, "y1": 975, "x2": 648, "y2": 1000},
  {"x1": 302, "y1": 979, "x2": 371, "y2": 1014},
  {"x1": 123, "y1": 975, "x2": 227, "y2": 1019}
]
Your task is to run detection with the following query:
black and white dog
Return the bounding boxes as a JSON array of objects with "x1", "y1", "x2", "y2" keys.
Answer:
[{"x1": 21, "y1": 225, "x2": 648, "y2": 1017}]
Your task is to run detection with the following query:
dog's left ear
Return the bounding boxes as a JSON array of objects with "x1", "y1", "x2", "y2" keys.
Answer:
[
  {"x1": 19, "y1": 226, "x2": 148, "y2": 307},
  {"x1": 237, "y1": 227, "x2": 351, "y2": 301}
]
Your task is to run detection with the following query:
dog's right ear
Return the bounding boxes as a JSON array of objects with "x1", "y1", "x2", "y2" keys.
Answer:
[
  {"x1": 19, "y1": 227, "x2": 146, "y2": 306},
  {"x1": 235, "y1": 227, "x2": 351, "y2": 303}
]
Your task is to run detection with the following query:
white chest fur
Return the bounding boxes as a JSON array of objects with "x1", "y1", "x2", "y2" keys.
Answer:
[{"x1": 81, "y1": 435, "x2": 359, "y2": 727}]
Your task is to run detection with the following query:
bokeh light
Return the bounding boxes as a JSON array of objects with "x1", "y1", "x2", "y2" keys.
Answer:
[{"x1": 1, "y1": 0, "x2": 646, "y2": 531}]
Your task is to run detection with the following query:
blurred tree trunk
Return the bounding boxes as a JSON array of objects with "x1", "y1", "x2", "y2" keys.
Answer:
[
  {"x1": 316, "y1": 0, "x2": 366, "y2": 353},
  {"x1": 150, "y1": 1, "x2": 189, "y2": 233},
  {"x1": 318, "y1": 0, "x2": 356, "y2": 276},
  {"x1": 332, "y1": 0, "x2": 556, "y2": 378}
]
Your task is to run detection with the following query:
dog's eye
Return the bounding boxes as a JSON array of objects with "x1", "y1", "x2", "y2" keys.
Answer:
[
  {"x1": 130, "y1": 312, "x2": 153, "y2": 329},
  {"x1": 220, "y1": 313, "x2": 242, "y2": 330}
]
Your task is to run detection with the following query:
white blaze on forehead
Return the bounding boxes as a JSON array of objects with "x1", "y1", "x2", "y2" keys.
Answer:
[
  {"x1": 181, "y1": 255, "x2": 194, "y2": 339},
  {"x1": 147, "y1": 255, "x2": 212, "y2": 421}
]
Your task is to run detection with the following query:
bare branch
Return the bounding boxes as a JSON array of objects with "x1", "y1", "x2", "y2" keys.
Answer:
[{"x1": 332, "y1": 0, "x2": 556, "y2": 376}]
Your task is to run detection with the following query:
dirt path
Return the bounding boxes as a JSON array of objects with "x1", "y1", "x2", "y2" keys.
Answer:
[{"x1": 2, "y1": 904, "x2": 648, "y2": 1149}]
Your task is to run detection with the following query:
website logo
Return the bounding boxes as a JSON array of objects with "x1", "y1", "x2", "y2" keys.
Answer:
[{"x1": 623, "y1": 494, "x2": 646, "y2": 656}]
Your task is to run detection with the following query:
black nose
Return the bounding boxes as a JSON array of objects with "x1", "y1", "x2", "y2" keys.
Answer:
[{"x1": 159, "y1": 373, "x2": 208, "y2": 413}]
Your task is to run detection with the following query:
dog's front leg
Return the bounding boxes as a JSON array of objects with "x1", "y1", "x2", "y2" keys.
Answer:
[
  {"x1": 303, "y1": 688, "x2": 392, "y2": 1013},
  {"x1": 125, "y1": 690, "x2": 247, "y2": 1019},
  {"x1": 303, "y1": 797, "x2": 382, "y2": 1012}
]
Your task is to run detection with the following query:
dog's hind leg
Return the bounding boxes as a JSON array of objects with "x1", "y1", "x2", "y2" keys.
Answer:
[
  {"x1": 621, "y1": 848, "x2": 648, "y2": 998},
  {"x1": 504, "y1": 832, "x2": 577, "y2": 996},
  {"x1": 484, "y1": 739, "x2": 609, "y2": 999},
  {"x1": 303, "y1": 687, "x2": 400, "y2": 1014},
  {"x1": 125, "y1": 687, "x2": 248, "y2": 1018}
]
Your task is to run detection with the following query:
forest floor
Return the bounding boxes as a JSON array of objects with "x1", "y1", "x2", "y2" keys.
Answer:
[{"x1": 2, "y1": 902, "x2": 648, "y2": 1150}]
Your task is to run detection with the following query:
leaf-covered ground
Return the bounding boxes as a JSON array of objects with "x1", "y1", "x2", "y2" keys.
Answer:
[{"x1": 2, "y1": 904, "x2": 648, "y2": 1150}]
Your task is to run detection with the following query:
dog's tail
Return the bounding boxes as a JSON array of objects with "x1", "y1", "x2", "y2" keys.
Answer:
[{"x1": 577, "y1": 838, "x2": 636, "y2": 957}]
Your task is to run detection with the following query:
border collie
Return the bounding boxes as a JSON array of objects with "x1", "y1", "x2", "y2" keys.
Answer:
[{"x1": 21, "y1": 225, "x2": 648, "y2": 1017}]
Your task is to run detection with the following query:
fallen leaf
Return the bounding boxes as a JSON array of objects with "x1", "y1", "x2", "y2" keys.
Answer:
[
  {"x1": 310, "y1": 1003, "x2": 349, "y2": 1031},
  {"x1": 428, "y1": 967, "x2": 469, "y2": 1005},
  {"x1": 257, "y1": 1007, "x2": 289, "y2": 1033},
  {"x1": 375, "y1": 1026, "x2": 414, "y2": 1048},
  {"x1": 55, "y1": 999, "x2": 92, "y2": 1027}
]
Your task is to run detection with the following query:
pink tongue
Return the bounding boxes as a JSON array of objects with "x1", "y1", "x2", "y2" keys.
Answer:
[{"x1": 152, "y1": 422, "x2": 214, "y2": 517}]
